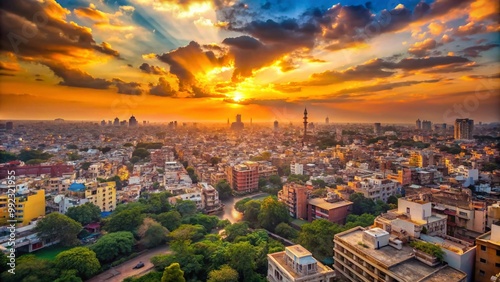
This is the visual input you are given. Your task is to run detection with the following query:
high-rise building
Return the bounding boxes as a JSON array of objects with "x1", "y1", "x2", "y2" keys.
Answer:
[
  {"x1": 231, "y1": 114, "x2": 244, "y2": 130},
  {"x1": 416, "y1": 118, "x2": 422, "y2": 129},
  {"x1": 278, "y1": 183, "x2": 309, "y2": 219},
  {"x1": 129, "y1": 115, "x2": 138, "y2": 126},
  {"x1": 374, "y1": 122, "x2": 381, "y2": 135},
  {"x1": 475, "y1": 222, "x2": 500, "y2": 282},
  {"x1": 325, "y1": 116, "x2": 329, "y2": 124},
  {"x1": 303, "y1": 108, "x2": 308, "y2": 142},
  {"x1": 100, "y1": 120, "x2": 106, "y2": 126},
  {"x1": 113, "y1": 117, "x2": 120, "y2": 126},
  {"x1": 290, "y1": 162, "x2": 303, "y2": 175},
  {"x1": 422, "y1": 120, "x2": 432, "y2": 131},
  {"x1": 454, "y1": 118, "x2": 474, "y2": 140},
  {"x1": 273, "y1": 120, "x2": 279, "y2": 131},
  {"x1": 6, "y1": 121, "x2": 13, "y2": 130}
]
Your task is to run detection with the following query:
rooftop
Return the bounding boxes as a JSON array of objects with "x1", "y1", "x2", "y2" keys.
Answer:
[
  {"x1": 308, "y1": 198, "x2": 352, "y2": 210},
  {"x1": 286, "y1": 245, "x2": 312, "y2": 258},
  {"x1": 268, "y1": 251, "x2": 333, "y2": 279}
]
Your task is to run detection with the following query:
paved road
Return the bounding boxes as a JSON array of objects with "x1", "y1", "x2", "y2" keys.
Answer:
[
  {"x1": 218, "y1": 193, "x2": 269, "y2": 223},
  {"x1": 86, "y1": 245, "x2": 170, "y2": 282}
]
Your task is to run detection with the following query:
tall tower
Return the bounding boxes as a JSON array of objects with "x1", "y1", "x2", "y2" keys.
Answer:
[
  {"x1": 325, "y1": 116, "x2": 329, "y2": 124},
  {"x1": 303, "y1": 108, "x2": 308, "y2": 141}
]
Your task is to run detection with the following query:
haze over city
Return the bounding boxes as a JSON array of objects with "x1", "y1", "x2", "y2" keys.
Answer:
[{"x1": 0, "y1": 0, "x2": 499, "y2": 123}]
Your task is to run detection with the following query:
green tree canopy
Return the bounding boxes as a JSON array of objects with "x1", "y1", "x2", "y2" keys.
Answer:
[
  {"x1": 161, "y1": 262, "x2": 186, "y2": 282},
  {"x1": 35, "y1": 213, "x2": 82, "y2": 246},
  {"x1": 274, "y1": 222, "x2": 299, "y2": 240},
  {"x1": 207, "y1": 265, "x2": 239, "y2": 282},
  {"x1": 55, "y1": 247, "x2": 100, "y2": 279},
  {"x1": 132, "y1": 148, "x2": 150, "y2": 159},
  {"x1": 258, "y1": 197, "x2": 289, "y2": 232},
  {"x1": 298, "y1": 219, "x2": 343, "y2": 260},
  {"x1": 169, "y1": 224, "x2": 206, "y2": 242},
  {"x1": 183, "y1": 214, "x2": 219, "y2": 232},
  {"x1": 226, "y1": 241, "x2": 256, "y2": 281},
  {"x1": 66, "y1": 202, "x2": 101, "y2": 225},
  {"x1": 54, "y1": 270, "x2": 83, "y2": 282},
  {"x1": 18, "y1": 149, "x2": 52, "y2": 162},
  {"x1": 223, "y1": 222, "x2": 250, "y2": 242},
  {"x1": 0, "y1": 255, "x2": 59, "y2": 282},
  {"x1": 175, "y1": 200, "x2": 197, "y2": 217},
  {"x1": 105, "y1": 207, "x2": 144, "y2": 233},
  {"x1": 90, "y1": 231, "x2": 135, "y2": 262},
  {"x1": 156, "y1": 210, "x2": 182, "y2": 231},
  {"x1": 215, "y1": 180, "x2": 232, "y2": 200},
  {"x1": 138, "y1": 218, "x2": 169, "y2": 248}
]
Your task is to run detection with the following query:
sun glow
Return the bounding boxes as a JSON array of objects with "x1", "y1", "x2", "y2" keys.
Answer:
[{"x1": 233, "y1": 92, "x2": 243, "y2": 102}]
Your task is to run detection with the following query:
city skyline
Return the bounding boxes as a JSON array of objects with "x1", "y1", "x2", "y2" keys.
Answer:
[{"x1": 1, "y1": 0, "x2": 499, "y2": 123}]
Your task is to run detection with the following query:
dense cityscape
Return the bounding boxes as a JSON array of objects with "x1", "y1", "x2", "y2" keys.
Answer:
[{"x1": 0, "y1": 113, "x2": 499, "y2": 282}]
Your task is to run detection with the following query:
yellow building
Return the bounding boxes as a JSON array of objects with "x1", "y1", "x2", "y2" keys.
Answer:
[
  {"x1": 0, "y1": 189, "x2": 45, "y2": 226},
  {"x1": 84, "y1": 181, "x2": 116, "y2": 212}
]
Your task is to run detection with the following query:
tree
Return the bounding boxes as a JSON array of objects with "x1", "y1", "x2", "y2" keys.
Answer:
[
  {"x1": 138, "y1": 218, "x2": 169, "y2": 248},
  {"x1": 0, "y1": 150, "x2": 17, "y2": 163},
  {"x1": 169, "y1": 224, "x2": 206, "y2": 242},
  {"x1": 66, "y1": 202, "x2": 101, "y2": 225},
  {"x1": 132, "y1": 148, "x2": 150, "y2": 159},
  {"x1": 258, "y1": 197, "x2": 289, "y2": 232},
  {"x1": 243, "y1": 200, "x2": 261, "y2": 227},
  {"x1": 311, "y1": 179, "x2": 326, "y2": 188},
  {"x1": 35, "y1": 213, "x2": 82, "y2": 246},
  {"x1": 215, "y1": 180, "x2": 232, "y2": 200},
  {"x1": 224, "y1": 222, "x2": 250, "y2": 242},
  {"x1": 344, "y1": 214, "x2": 375, "y2": 229},
  {"x1": 123, "y1": 272, "x2": 163, "y2": 282},
  {"x1": 234, "y1": 198, "x2": 251, "y2": 212},
  {"x1": 90, "y1": 231, "x2": 135, "y2": 262},
  {"x1": 275, "y1": 222, "x2": 299, "y2": 240},
  {"x1": 157, "y1": 210, "x2": 182, "y2": 231},
  {"x1": 18, "y1": 149, "x2": 52, "y2": 162},
  {"x1": 387, "y1": 195, "x2": 398, "y2": 205},
  {"x1": 80, "y1": 162, "x2": 92, "y2": 170},
  {"x1": 207, "y1": 265, "x2": 239, "y2": 282},
  {"x1": 105, "y1": 208, "x2": 144, "y2": 233},
  {"x1": 1, "y1": 255, "x2": 59, "y2": 282},
  {"x1": 210, "y1": 157, "x2": 221, "y2": 166},
  {"x1": 162, "y1": 263, "x2": 186, "y2": 282},
  {"x1": 184, "y1": 214, "x2": 219, "y2": 232},
  {"x1": 0, "y1": 252, "x2": 8, "y2": 273},
  {"x1": 226, "y1": 241, "x2": 256, "y2": 281},
  {"x1": 131, "y1": 156, "x2": 141, "y2": 164},
  {"x1": 54, "y1": 270, "x2": 83, "y2": 282},
  {"x1": 56, "y1": 247, "x2": 100, "y2": 279},
  {"x1": 175, "y1": 200, "x2": 197, "y2": 217},
  {"x1": 298, "y1": 219, "x2": 343, "y2": 260},
  {"x1": 349, "y1": 193, "x2": 375, "y2": 215}
]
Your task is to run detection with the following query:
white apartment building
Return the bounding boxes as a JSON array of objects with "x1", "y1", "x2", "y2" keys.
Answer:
[{"x1": 290, "y1": 162, "x2": 304, "y2": 175}]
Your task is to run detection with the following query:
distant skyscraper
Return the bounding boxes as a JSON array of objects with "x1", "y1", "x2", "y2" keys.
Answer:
[
  {"x1": 107, "y1": 120, "x2": 112, "y2": 126},
  {"x1": 113, "y1": 117, "x2": 120, "y2": 126},
  {"x1": 100, "y1": 120, "x2": 106, "y2": 126},
  {"x1": 416, "y1": 119, "x2": 421, "y2": 130},
  {"x1": 129, "y1": 115, "x2": 138, "y2": 126},
  {"x1": 231, "y1": 114, "x2": 244, "y2": 130},
  {"x1": 374, "y1": 123, "x2": 381, "y2": 135},
  {"x1": 325, "y1": 117, "x2": 329, "y2": 124},
  {"x1": 5, "y1": 122, "x2": 13, "y2": 130},
  {"x1": 303, "y1": 108, "x2": 308, "y2": 142},
  {"x1": 422, "y1": 120, "x2": 432, "y2": 131},
  {"x1": 274, "y1": 120, "x2": 279, "y2": 131},
  {"x1": 454, "y1": 118, "x2": 474, "y2": 140}
]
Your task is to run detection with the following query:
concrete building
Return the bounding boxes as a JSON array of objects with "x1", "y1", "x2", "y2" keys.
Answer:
[
  {"x1": 199, "y1": 182, "x2": 222, "y2": 214},
  {"x1": 168, "y1": 188, "x2": 204, "y2": 210},
  {"x1": 334, "y1": 226, "x2": 467, "y2": 282},
  {"x1": 374, "y1": 123, "x2": 381, "y2": 135},
  {"x1": 454, "y1": 119, "x2": 474, "y2": 140},
  {"x1": 0, "y1": 188, "x2": 45, "y2": 226},
  {"x1": 58, "y1": 181, "x2": 116, "y2": 213},
  {"x1": 227, "y1": 161, "x2": 277, "y2": 194},
  {"x1": 475, "y1": 222, "x2": 500, "y2": 281},
  {"x1": 351, "y1": 176, "x2": 399, "y2": 203},
  {"x1": 278, "y1": 183, "x2": 309, "y2": 219},
  {"x1": 267, "y1": 244, "x2": 335, "y2": 282},
  {"x1": 307, "y1": 192, "x2": 352, "y2": 225},
  {"x1": 290, "y1": 162, "x2": 304, "y2": 175}
]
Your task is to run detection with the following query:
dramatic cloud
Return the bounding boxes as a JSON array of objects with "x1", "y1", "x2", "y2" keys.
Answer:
[
  {"x1": 0, "y1": 61, "x2": 20, "y2": 72},
  {"x1": 47, "y1": 63, "x2": 113, "y2": 89},
  {"x1": 408, "y1": 39, "x2": 439, "y2": 57},
  {"x1": 139, "y1": 63, "x2": 169, "y2": 75},
  {"x1": 149, "y1": 77, "x2": 176, "y2": 97},
  {"x1": 113, "y1": 78, "x2": 143, "y2": 95},
  {"x1": 461, "y1": 43, "x2": 499, "y2": 57},
  {"x1": 332, "y1": 79, "x2": 441, "y2": 95}
]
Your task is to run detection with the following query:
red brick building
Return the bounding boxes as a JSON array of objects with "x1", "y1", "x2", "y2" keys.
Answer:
[
  {"x1": 307, "y1": 193, "x2": 352, "y2": 225},
  {"x1": 0, "y1": 162, "x2": 74, "y2": 179}
]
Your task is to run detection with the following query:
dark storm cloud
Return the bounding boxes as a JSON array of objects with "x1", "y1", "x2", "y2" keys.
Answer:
[
  {"x1": 46, "y1": 63, "x2": 113, "y2": 89},
  {"x1": 139, "y1": 63, "x2": 169, "y2": 75},
  {"x1": 149, "y1": 77, "x2": 176, "y2": 97}
]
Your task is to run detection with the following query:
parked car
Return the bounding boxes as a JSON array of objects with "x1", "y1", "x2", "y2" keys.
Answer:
[{"x1": 133, "y1": 262, "x2": 145, "y2": 269}]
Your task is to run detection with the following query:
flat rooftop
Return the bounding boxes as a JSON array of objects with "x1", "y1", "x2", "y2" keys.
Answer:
[
  {"x1": 390, "y1": 258, "x2": 437, "y2": 281},
  {"x1": 268, "y1": 251, "x2": 333, "y2": 279},
  {"x1": 420, "y1": 265, "x2": 468, "y2": 282},
  {"x1": 337, "y1": 228, "x2": 414, "y2": 267},
  {"x1": 308, "y1": 198, "x2": 352, "y2": 210},
  {"x1": 286, "y1": 245, "x2": 312, "y2": 258}
]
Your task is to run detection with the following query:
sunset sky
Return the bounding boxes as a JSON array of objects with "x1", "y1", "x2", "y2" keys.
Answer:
[{"x1": 0, "y1": 0, "x2": 499, "y2": 124}]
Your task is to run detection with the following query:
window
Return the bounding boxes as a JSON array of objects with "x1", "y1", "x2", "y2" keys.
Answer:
[
  {"x1": 479, "y1": 270, "x2": 485, "y2": 276},
  {"x1": 497, "y1": 250, "x2": 500, "y2": 256},
  {"x1": 480, "y1": 258, "x2": 486, "y2": 263},
  {"x1": 496, "y1": 263, "x2": 500, "y2": 268},
  {"x1": 481, "y1": 245, "x2": 486, "y2": 251}
]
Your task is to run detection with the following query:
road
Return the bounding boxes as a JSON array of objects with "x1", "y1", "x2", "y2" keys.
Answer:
[
  {"x1": 86, "y1": 245, "x2": 170, "y2": 282},
  {"x1": 218, "y1": 192, "x2": 269, "y2": 223}
]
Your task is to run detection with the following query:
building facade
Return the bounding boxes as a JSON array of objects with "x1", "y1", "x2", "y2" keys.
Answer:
[
  {"x1": 454, "y1": 118, "x2": 474, "y2": 140},
  {"x1": 475, "y1": 222, "x2": 500, "y2": 281},
  {"x1": 278, "y1": 183, "x2": 309, "y2": 219}
]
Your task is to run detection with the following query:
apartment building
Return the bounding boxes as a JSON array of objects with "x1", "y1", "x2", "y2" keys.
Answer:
[
  {"x1": 334, "y1": 227, "x2": 467, "y2": 282},
  {"x1": 475, "y1": 222, "x2": 500, "y2": 282},
  {"x1": 267, "y1": 244, "x2": 335, "y2": 282},
  {"x1": 278, "y1": 183, "x2": 309, "y2": 219},
  {"x1": 307, "y1": 192, "x2": 352, "y2": 225},
  {"x1": 199, "y1": 182, "x2": 222, "y2": 214},
  {"x1": 58, "y1": 181, "x2": 116, "y2": 213},
  {"x1": 290, "y1": 162, "x2": 304, "y2": 175},
  {"x1": 351, "y1": 176, "x2": 399, "y2": 203},
  {"x1": 0, "y1": 189, "x2": 45, "y2": 226}
]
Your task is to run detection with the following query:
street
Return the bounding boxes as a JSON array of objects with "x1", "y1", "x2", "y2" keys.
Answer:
[{"x1": 86, "y1": 245, "x2": 170, "y2": 282}]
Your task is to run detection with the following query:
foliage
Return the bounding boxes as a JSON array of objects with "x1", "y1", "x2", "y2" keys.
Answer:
[
  {"x1": 0, "y1": 150, "x2": 17, "y2": 163},
  {"x1": 223, "y1": 222, "x2": 250, "y2": 242},
  {"x1": 226, "y1": 241, "x2": 257, "y2": 281},
  {"x1": 66, "y1": 202, "x2": 101, "y2": 225},
  {"x1": 243, "y1": 200, "x2": 261, "y2": 227},
  {"x1": 123, "y1": 142, "x2": 134, "y2": 147},
  {"x1": 287, "y1": 174, "x2": 310, "y2": 184},
  {"x1": 311, "y1": 179, "x2": 327, "y2": 188},
  {"x1": 175, "y1": 200, "x2": 197, "y2": 217},
  {"x1": 298, "y1": 219, "x2": 343, "y2": 260},
  {"x1": 55, "y1": 247, "x2": 100, "y2": 279},
  {"x1": 387, "y1": 195, "x2": 399, "y2": 205},
  {"x1": 215, "y1": 180, "x2": 232, "y2": 200},
  {"x1": 210, "y1": 157, "x2": 221, "y2": 166},
  {"x1": 258, "y1": 197, "x2": 289, "y2": 232},
  {"x1": 234, "y1": 198, "x2": 251, "y2": 213},
  {"x1": 349, "y1": 193, "x2": 375, "y2": 215},
  {"x1": 161, "y1": 263, "x2": 186, "y2": 282},
  {"x1": 136, "y1": 142, "x2": 163, "y2": 150},
  {"x1": 0, "y1": 252, "x2": 8, "y2": 273},
  {"x1": 169, "y1": 224, "x2": 206, "y2": 242},
  {"x1": 123, "y1": 271, "x2": 163, "y2": 282},
  {"x1": 54, "y1": 270, "x2": 83, "y2": 282},
  {"x1": 90, "y1": 231, "x2": 135, "y2": 262},
  {"x1": 138, "y1": 218, "x2": 169, "y2": 248},
  {"x1": 139, "y1": 192, "x2": 173, "y2": 214},
  {"x1": 410, "y1": 241, "x2": 445, "y2": 262},
  {"x1": 18, "y1": 149, "x2": 52, "y2": 162},
  {"x1": 343, "y1": 214, "x2": 375, "y2": 229},
  {"x1": 80, "y1": 162, "x2": 92, "y2": 170},
  {"x1": 310, "y1": 188, "x2": 327, "y2": 198},
  {"x1": 183, "y1": 214, "x2": 219, "y2": 232},
  {"x1": 132, "y1": 148, "x2": 150, "y2": 159},
  {"x1": 274, "y1": 222, "x2": 299, "y2": 240},
  {"x1": 207, "y1": 265, "x2": 239, "y2": 282},
  {"x1": 0, "y1": 255, "x2": 59, "y2": 282},
  {"x1": 104, "y1": 208, "x2": 144, "y2": 233},
  {"x1": 35, "y1": 213, "x2": 82, "y2": 247},
  {"x1": 483, "y1": 162, "x2": 499, "y2": 172},
  {"x1": 156, "y1": 210, "x2": 182, "y2": 231}
]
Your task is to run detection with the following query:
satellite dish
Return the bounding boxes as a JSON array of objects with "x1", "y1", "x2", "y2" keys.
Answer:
[{"x1": 54, "y1": 195, "x2": 63, "y2": 204}]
